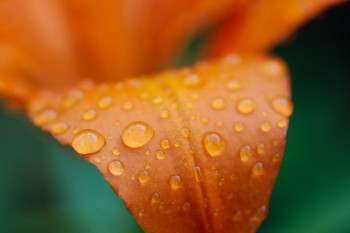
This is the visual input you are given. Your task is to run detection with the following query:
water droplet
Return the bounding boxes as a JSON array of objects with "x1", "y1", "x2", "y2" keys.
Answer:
[
  {"x1": 190, "y1": 92, "x2": 200, "y2": 100},
  {"x1": 257, "y1": 143, "x2": 265, "y2": 155},
  {"x1": 183, "y1": 73, "x2": 201, "y2": 87},
  {"x1": 94, "y1": 156, "x2": 101, "y2": 163},
  {"x1": 152, "y1": 95, "x2": 163, "y2": 104},
  {"x1": 83, "y1": 109, "x2": 97, "y2": 121},
  {"x1": 236, "y1": 98, "x2": 256, "y2": 114},
  {"x1": 272, "y1": 153, "x2": 281, "y2": 163},
  {"x1": 145, "y1": 150, "x2": 151, "y2": 156},
  {"x1": 201, "y1": 117, "x2": 209, "y2": 124},
  {"x1": 240, "y1": 145, "x2": 252, "y2": 162},
  {"x1": 186, "y1": 102, "x2": 194, "y2": 110},
  {"x1": 277, "y1": 119, "x2": 288, "y2": 128},
  {"x1": 260, "y1": 121, "x2": 272, "y2": 133},
  {"x1": 271, "y1": 97, "x2": 293, "y2": 117},
  {"x1": 252, "y1": 162, "x2": 264, "y2": 176},
  {"x1": 34, "y1": 109, "x2": 57, "y2": 125},
  {"x1": 215, "y1": 121, "x2": 223, "y2": 128},
  {"x1": 98, "y1": 96, "x2": 112, "y2": 109},
  {"x1": 174, "y1": 140, "x2": 180, "y2": 148},
  {"x1": 181, "y1": 128, "x2": 190, "y2": 138},
  {"x1": 138, "y1": 170, "x2": 151, "y2": 183},
  {"x1": 160, "y1": 109, "x2": 170, "y2": 119},
  {"x1": 262, "y1": 59, "x2": 283, "y2": 78},
  {"x1": 183, "y1": 202, "x2": 190, "y2": 211},
  {"x1": 144, "y1": 162, "x2": 151, "y2": 169},
  {"x1": 226, "y1": 79, "x2": 241, "y2": 91},
  {"x1": 72, "y1": 129, "x2": 105, "y2": 155},
  {"x1": 232, "y1": 211, "x2": 243, "y2": 222},
  {"x1": 121, "y1": 121, "x2": 154, "y2": 148},
  {"x1": 108, "y1": 160, "x2": 125, "y2": 176},
  {"x1": 122, "y1": 101, "x2": 134, "y2": 111},
  {"x1": 169, "y1": 175, "x2": 183, "y2": 190},
  {"x1": 203, "y1": 132, "x2": 226, "y2": 157},
  {"x1": 51, "y1": 122, "x2": 69, "y2": 135},
  {"x1": 112, "y1": 148, "x2": 121, "y2": 155},
  {"x1": 233, "y1": 122, "x2": 245, "y2": 132},
  {"x1": 63, "y1": 89, "x2": 84, "y2": 108},
  {"x1": 155, "y1": 150, "x2": 166, "y2": 160},
  {"x1": 151, "y1": 193, "x2": 159, "y2": 204},
  {"x1": 194, "y1": 166, "x2": 202, "y2": 182},
  {"x1": 251, "y1": 205, "x2": 267, "y2": 222},
  {"x1": 160, "y1": 139, "x2": 170, "y2": 149},
  {"x1": 138, "y1": 208, "x2": 145, "y2": 217},
  {"x1": 211, "y1": 97, "x2": 226, "y2": 110}
]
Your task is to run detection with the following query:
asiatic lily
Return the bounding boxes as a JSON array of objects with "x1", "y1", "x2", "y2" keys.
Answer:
[{"x1": 0, "y1": 0, "x2": 344, "y2": 232}]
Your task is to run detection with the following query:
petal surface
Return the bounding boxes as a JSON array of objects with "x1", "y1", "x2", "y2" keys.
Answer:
[
  {"x1": 208, "y1": 0, "x2": 345, "y2": 56},
  {"x1": 24, "y1": 55, "x2": 291, "y2": 233}
]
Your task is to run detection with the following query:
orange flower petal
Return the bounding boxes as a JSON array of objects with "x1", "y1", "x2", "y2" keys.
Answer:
[
  {"x1": 23, "y1": 55, "x2": 291, "y2": 232},
  {"x1": 208, "y1": 0, "x2": 345, "y2": 56}
]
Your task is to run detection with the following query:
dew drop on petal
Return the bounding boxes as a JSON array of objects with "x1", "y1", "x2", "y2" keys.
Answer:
[
  {"x1": 183, "y1": 73, "x2": 201, "y2": 87},
  {"x1": 271, "y1": 97, "x2": 293, "y2": 117},
  {"x1": 122, "y1": 101, "x2": 134, "y2": 111},
  {"x1": 183, "y1": 202, "x2": 190, "y2": 211},
  {"x1": 160, "y1": 139, "x2": 170, "y2": 149},
  {"x1": 151, "y1": 193, "x2": 159, "y2": 204},
  {"x1": 260, "y1": 121, "x2": 272, "y2": 133},
  {"x1": 181, "y1": 128, "x2": 190, "y2": 138},
  {"x1": 236, "y1": 98, "x2": 256, "y2": 114},
  {"x1": 160, "y1": 109, "x2": 170, "y2": 119},
  {"x1": 194, "y1": 166, "x2": 202, "y2": 182},
  {"x1": 121, "y1": 121, "x2": 154, "y2": 148},
  {"x1": 203, "y1": 132, "x2": 226, "y2": 157},
  {"x1": 98, "y1": 96, "x2": 112, "y2": 109},
  {"x1": 277, "y1": 119, "x2": 288, "y2": 128},
  {"x1": 169, "y1": 175, "x2": 183, "y2": 190},
  {"x1": 138, "y1": 170, "x2": 151, "y2": 183},
  {"x1": 252, "y1": 162, "x2": 264, "y2": 176},
  {"x1": 51, "y1": 122, "x2": 69, "y2": 135},
  {"x1": 155, "y1": 150, "x2": 165, "y2": 160},
  {"x1": 112, "y1": 148, "x2": 121, "y2": 156},
  {"x1": 83, "y1": 109, "x2": 98, "y2": 121},
  {"x1": 226, "y1": 78, "x2": 241, "y2": 91},
  {"x1": 72, "y1": 129, "x2": 105, "y2": 155},
  {"x1": 233, "y1": 122, "x2": 245, "y2": 132},
  {"x1": 108, "y1": 160, "x2": 125, "y2": 176},
  {"x1": 240, "y1": 145, "x2": 252, "y2": 162},
  {"x1": 34, "y1": 109, "x2": 57, "y2": 125},
  {"x1": 257, "y1": 143, "x2": 266, "y2": 155},
  {"x1": 138, "y1": 208, "x2": 145, "y2": 217},
  {"x1": 211, "y1": 97, "x2": 226, "y2": 110}
]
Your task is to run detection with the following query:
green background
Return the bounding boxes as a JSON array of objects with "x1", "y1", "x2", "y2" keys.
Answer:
[{"x1": 0, "y1": 3, "x2": 349, "y2": 233}]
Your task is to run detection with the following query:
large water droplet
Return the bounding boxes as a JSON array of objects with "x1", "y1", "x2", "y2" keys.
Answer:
[
  {"x1": 203, "y1": 132, "x2": 226, "y2": 157},
  {"x1": 236, "y1": 98, "x2": 256, "y2": 114},
  {"x1": 138, "y1": 170, "x2": 151, "y2": 183},
  {"x1": 72, "y1": 129, "x2": 105, "y2": 155},
  {"x1": 271, "y1": 97, "x2": 293, "y2": 117},
  {"x1": 240, "y1": 145, "x2": 252, "y2": 162},
  {"x1": 121, "y1": 121, "x2": 154, "y2": 148},
  {"x1": 211, "y1": 97, "x2": 226, "y2": 110},
  {"x1": 108, "y1": 160, "x2": 125, "y2": 176},
  {"x1": 169, "y1": 175, "x2": 183, "y2": 190}
]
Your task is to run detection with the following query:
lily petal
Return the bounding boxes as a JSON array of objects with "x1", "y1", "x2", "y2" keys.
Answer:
[
  {"x1": 208, "y1": 0, "x2": 345, "y2": 56},
  {"x1": 25, "y1": 55, "x2": 291, "y2": 233}
]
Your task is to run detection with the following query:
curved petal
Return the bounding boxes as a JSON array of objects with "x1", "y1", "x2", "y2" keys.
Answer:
[
  {"x1": 208, "y1": 0, "x2": 345, "y2": 56},
  {"x1": 23, "y1": 55, "x2": 292, "y2": 233}
]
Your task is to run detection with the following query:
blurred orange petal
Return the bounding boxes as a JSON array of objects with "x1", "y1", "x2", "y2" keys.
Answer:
[
  {"x1": 24, "y1": 55, "x2": 291, "y2": 232},
  {"x1": 208, "y1": 0, "x2": 345, "y2": 56}
]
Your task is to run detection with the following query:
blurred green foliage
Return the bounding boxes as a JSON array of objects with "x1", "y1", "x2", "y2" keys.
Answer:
[{"x1": 0, "y1": 3, "x2": 349, "y2": 233}]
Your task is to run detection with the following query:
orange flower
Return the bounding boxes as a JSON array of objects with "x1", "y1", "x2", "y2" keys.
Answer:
[{"x1": 0, "y1": 1, "x2": 344, "y2": 232}]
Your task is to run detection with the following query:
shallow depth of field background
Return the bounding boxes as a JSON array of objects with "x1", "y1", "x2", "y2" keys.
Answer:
[{"x1": 0, "y1": 4, "x2": 349, "y2": 233}]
